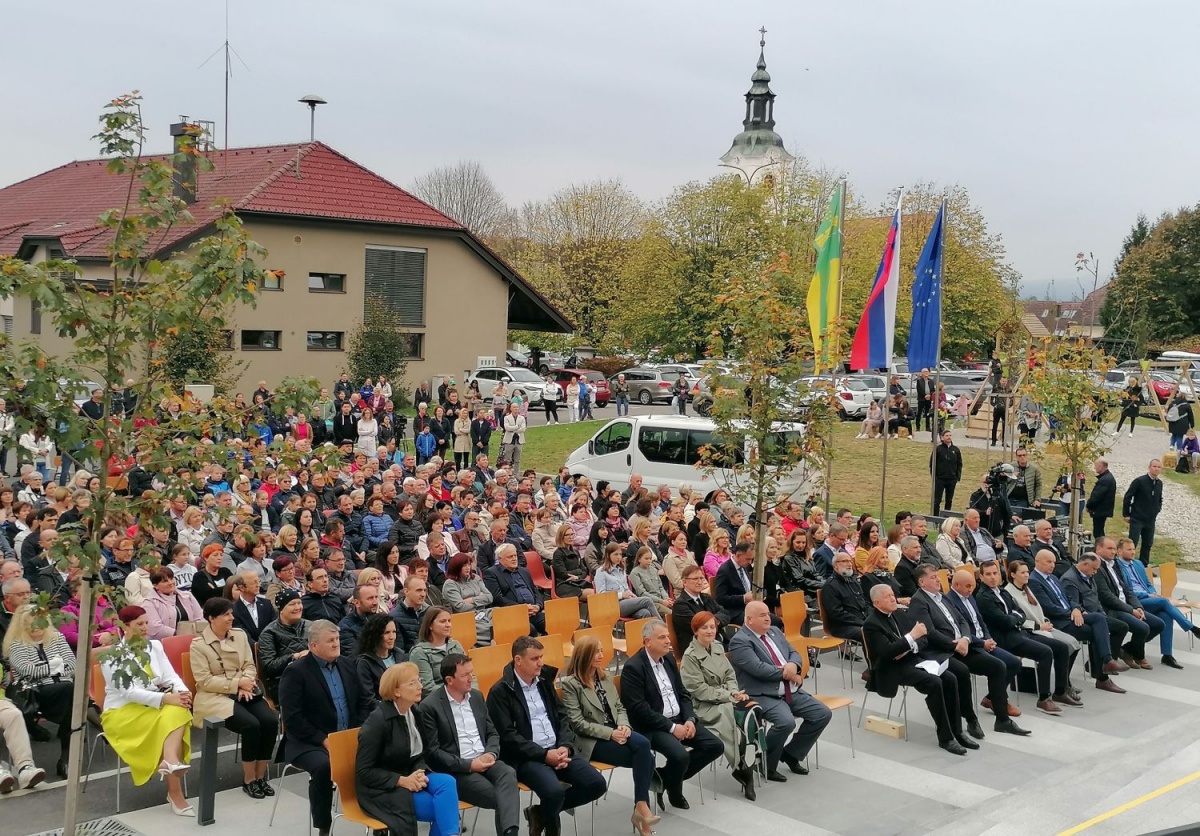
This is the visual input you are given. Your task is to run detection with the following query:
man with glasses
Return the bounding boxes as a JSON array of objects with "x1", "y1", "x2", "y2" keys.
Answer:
[
  {"x1": 671, "y1": 565, "x2": 730, "y2": 654},
  {"x1": 100, "y1": 537, "x2": 137, "y2": 587}
]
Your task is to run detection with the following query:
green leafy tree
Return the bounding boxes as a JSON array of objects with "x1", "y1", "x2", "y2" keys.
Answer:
[
  {"x1": 1101, "y1": 213, "x2": 1157, "y2": 357},
  {"x1": 699, "y1": 254, "x2": 835, "y2": 586},
  {"x1": 0, "y1": 94, "x2": 333, "y2": 834},
  {"x1": 344, "y1": 306, "x2": 411, "y2": 399},
  {"x1": 159, "y1": 316, "x2": 245, "y2": 394}
]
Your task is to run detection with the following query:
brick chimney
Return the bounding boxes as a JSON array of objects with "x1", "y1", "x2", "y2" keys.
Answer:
[{"x1": 169, "y1": 121, "x2": 201, "y2": 205}]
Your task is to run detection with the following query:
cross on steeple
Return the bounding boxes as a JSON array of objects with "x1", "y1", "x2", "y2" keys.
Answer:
[{"x1": 759, "y1": 26, "x2": 767, "y2": 47}]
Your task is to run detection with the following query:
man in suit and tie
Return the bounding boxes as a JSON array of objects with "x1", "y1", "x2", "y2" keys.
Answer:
[
  {"x1": 908, "y1": 564, "x2": 1030, "y2": 736},
  {"x1": 620, "y1": 620, "x2": 723, "y2": 811},
  {"x1": 1033, "y1": 519, "x2": 1073, "y2": 577},
  {"x1": 1123, "y1": 459, "x2": 1164, "y2": 566},
  {"x1": 813, "y1": 522, "x2": 849, "y2": 575},
  {"x1": 417, "y1": 653, "x2": 520, "y2": 836},
  {"x1": 713, "y1": 542, "x2": 781, "y2": 628},
  {"x1": 1086, "y1": 457, "x2": 1117, "y2": 540},
  {"x1": 863, "y1": 584, "x2": 977, "y2": 755},
  {"x1": 1031, "y1": 550, "x2": 1128, "y2": 693},
  {"x1": 279, "y1": 620, "x2": 374, "y2": 836},
  {"x1": 976, "y1": 560, "x2": 1079, "y2": 711},
  {"x1": 484, "y1": 543, "x2": 545, "y2": 634},
  {"x1": 671, "y1": 564, "x2": 730, "y2": 654},
  {"x1": 1094, "y1": 536, "x2": 1163, "y2": 670},
  {"x1": 729, "y1": 601, "x2": 831, "y2": 777},
  {"x1": 944, "y1": 570, "x2": 1028, "y2": 724}
]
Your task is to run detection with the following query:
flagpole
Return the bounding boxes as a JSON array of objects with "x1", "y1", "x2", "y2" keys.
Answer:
[
  {"x1": 823, "y1": 180, "x2": 847, "y2": 512},
  {"x1": 928, "y1": 195, "x2": 947, "y2": 515},
  {"x1": 877, "y1": 188, "x2": 904, "y2": 524}
]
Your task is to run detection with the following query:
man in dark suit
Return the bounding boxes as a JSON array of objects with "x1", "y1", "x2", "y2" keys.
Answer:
[
  {"x1": 231, "y1": 571, "x2": 276, "y2": 645},
  {"x1": 812, "y1": 523, "x2": 848, "y2": 576},
  {"x1": 976, "y1": 560, "x2": 1078, "y2": 711},
  {"x1": 486, "y1": 636, "x2": 605, "y2": 836},
  {"x1": 930, "y1": 430, "x2": 963, "y2": 515},
  {"x1": 893, "y1": 536, "x2": 924, "y2": 598},
  {"x1": 671, "y1": 565, "x2": 730, "y2": 654},
  {"x1": 1006, "y1": 525, "x2": 1037, "y2": 571},
  {"x1": 417, "y1": 653, "x2": 520, "y2": 836},
  {"x1": 279, "y1": 620, "x2": 373, "y2": 836},
  {"x1": 1123, "y1": 459, "x2": 1164, "y2": 566},
  {"x1": 483, "y1": 543, "x2": 545, "y2": 634},
  {"x1": 863, "y1": 583, "x2": 976, "y2": 755},
  {"x1": 1094, "y1": 537, "x2": 1163, "y2": 669},
  {"x1": 944, "y1": 570, "x2": 1028, "y2": 723},
  {"x1": 477, "y1": 519, "x2": 526, "y2": 571},
  {"x1": 729, "y1": 602, "x2": 831, "y2": 776},
  {"x1": 1086, "y1": 457, "x2": 1117, "y2": 540},
  {"x1": 908, "y1": 564, "x2": 1029, "y2": 736},
  {"x1": 822, "y1": 552, "x2": 868, "y2": 649},
  {"x1": 1032, "y1": 519, "x2": 1073, "y2": 577},
  {"x1": 915, "y1": 369, "x2": 934, "y2": 433},
  {"x1": 620, "y1": 620, "x2": 723, "y2": 811},
  {"x1": 713, "y1": 542, "x2": 755, "y2": 626},
  {"x1": 1037, "y1": 550, "x2": 1128, "y2": 693}
]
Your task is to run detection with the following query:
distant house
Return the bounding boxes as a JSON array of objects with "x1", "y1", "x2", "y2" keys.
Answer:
[
  {"x1": 0, "y1": 126, "x2": 570, "y2": 394},
  {"x1": 1021, "y1": 283, "x2": 1107, "y2": 341}
]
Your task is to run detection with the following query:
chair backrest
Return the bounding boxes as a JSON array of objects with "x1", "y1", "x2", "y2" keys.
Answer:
[
  {"x1": 181, "y1": 650, "x2": 197, "y2": 694},
  {"x1": 621, "y1": 618, "x2": 659, "y2": 654},
  {"x1": 161, "y1": 634, "x2": 197, "y2": 678},
  {"x1": 469, "y1": 642, "x2": 513, "y2": 696},
  {"x1": 524, "y1": 552, "x2": 552, "y2": 590},
  {"x1": 936, "y1": 568, "x2": 950, "y2": 594},
  {"x1": 663, "y1": 612, "x2": 682, "y2": 662},
  {"x1": 450, "y1": 610, "x2": 478, "y2": 650},
  {"x1": 780, "y1": 590, "x2": 808, "y2": 638},
  {"x1": 326, "y1": 729, "x2": 385, "y2": 828},
  {"x1": 587, "y1": 591, "x2": 621, "y2": 631},
  {"x1": 1159, "y1": 562, "x2": 1178, "y2": 598},
  {"x1": 612, "y1": 673, "x2": 621, "y2": 695},
  {"x1": 816, "y1": 588, "x2": 831, "y2": 627},
  {"x1": 90, "y1": 662, "x2": 106, "y2": 712},
  {"x1": 545, "y1": 596, "x2": 580, "y2": 639},
  {"x1": 492, "y1": 604, "x2": 532, "y2": 645},
  {"x1": 572, "y1": 626, "x2": 615, "y2": 667},
  {"x1": 540, "y1": 633, "x2": 566, "y2": 675}
]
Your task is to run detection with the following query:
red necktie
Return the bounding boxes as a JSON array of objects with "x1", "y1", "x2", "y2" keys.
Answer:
[{"x1": 760, "y1": 633, "x2": 792, "y2": 703}]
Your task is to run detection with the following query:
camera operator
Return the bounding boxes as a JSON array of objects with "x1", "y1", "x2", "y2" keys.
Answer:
[{"x1": 969, "y1": 464, "x2": 1020, "y2": 544}]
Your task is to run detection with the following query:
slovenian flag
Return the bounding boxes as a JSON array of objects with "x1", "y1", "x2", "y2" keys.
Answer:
[{"x1": 849, "y1": 196, "x2": 903, "y2": 371}]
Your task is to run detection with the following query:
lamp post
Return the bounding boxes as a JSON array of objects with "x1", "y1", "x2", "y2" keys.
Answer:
[{"x1": 298, "y1": 94, "x2": 327, "y2": 142}]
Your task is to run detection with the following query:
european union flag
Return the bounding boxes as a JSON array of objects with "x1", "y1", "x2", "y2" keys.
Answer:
[{"x1": 907, "y1": 203, "x2": 945, "y2": 372}]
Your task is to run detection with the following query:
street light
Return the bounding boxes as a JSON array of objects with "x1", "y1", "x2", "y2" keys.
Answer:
[{"x1": 298, "y1": 94, "x2": 327, "y2": 142}]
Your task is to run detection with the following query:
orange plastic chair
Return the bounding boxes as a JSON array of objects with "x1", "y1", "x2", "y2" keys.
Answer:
[
  {"x1": 450, "y1": 610, "x2": 478, "y2": 650},
  {"x1": 781, "y1": 590, "x2": 843, "y2": 656},
  {"x1": 469, "y1": 643, "x2": 513, "y2": 696},
  {"x1": 180, "y1": 650, "x2": 197, "y2": 695},
  {"x1": 1159, "y1": 562, "x2": 1179, "y2": 598},
  {"x1": 572, "y1": 626, "x2": 615, "y2": 670},
  {"x1": 613, "y1": 617, "x2": 658, "y2": 657},
  {"x1": 664, "y1": 612, "x2": 683, "y2": 662},
  {"x1": 800, "y1": 647, "x2": 855, "y2": 761},
  {"x1": 492, "y1": 604, "x2": 532, "y2": 645},
  {"x1": 525, "y1": 551, "x2": 553, "y2": 592},
  {"x1": 161, "y1": 634, "x2": 197, "y2": 678},
  {"x1": 936, "y1": 569, "x2": 950, "y2": 594},
  {"x1": 539, "y1": 633, "x2": 566, "y2": 675},
  {"x1": 326, "y1": 729, "x2": 389, "y2": 831},
  {"x1": 586, "y1": 591, "x2": 624, "y2": 633},
  {"x1": 545, "y1": 597, "x2": 581, "y2": 655}
]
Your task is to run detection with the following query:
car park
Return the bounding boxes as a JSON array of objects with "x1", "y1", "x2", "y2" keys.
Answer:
[
  {"x1": 847, "y1": 373, "x2": 888, "y2": 404},
  {"x1": 465, "y1": 366, "x2": 547, "y2": 405}
]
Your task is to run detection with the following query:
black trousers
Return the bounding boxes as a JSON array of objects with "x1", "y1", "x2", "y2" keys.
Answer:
[
  {"x1": 544, "y1": 399, "x2": 558, "y2": 421},
  {"x1": 35, "y1": 680, "x2": 74, "y2": 749},
  {"x1": 1028, "y1": 631, "x2": 1075, "y2": 694},
  {"x1": 222, "y1": 696, "x2": 279, "y2": 761},
  {"x1": 998, "y1": 630, "x2": 1055, "y2": 700},
  {"x1": 290, "y1": 749, "x2": 334, "y2": 829},
  {"x1": 516, "y1": 757, "x2": 606, "y2": 825},
  {"x1": 1128, "y1": 518, "x2": 1156, "y2": 566},
  {"x1": 915, "y1": 400, "x2": 932, "y2": 432},
  {"x1": 1090, "y1": 513, "x2": 1109, "y2": 540},
  {"x1": 1058, "y1": 613, "x2": 1126, "y2": 679},
  {"x1": 962, "y1": 648, "x2": 1015, "y2": 716},
  {"x1": 934, "y1": 480, "x2": 957, "y2": 515},
  {"x1": 895, "y1": 662, "x2": 966, "y2": 744},
  {"x1": 646, "y1": 722, "x2": 724, "y2": 795},
  {"x1": 991, "y1": 408, "x2": 1005, "y2": 445},
  {"x1": 1111, "y1": 610, "x2": 1164, "y2": 660}
]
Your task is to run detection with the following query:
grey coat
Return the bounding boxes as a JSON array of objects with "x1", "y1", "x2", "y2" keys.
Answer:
[
  {"x1": 679, "y1": 640, "x2": 740, "y2": 766},
  {"x1": 558, "y1": 673, "x2": 627, "y2": 761}
]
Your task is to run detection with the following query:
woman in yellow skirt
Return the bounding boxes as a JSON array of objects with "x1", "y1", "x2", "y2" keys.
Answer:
[{"x1": 99, "y1": 605, "x2": 194, "y2": 816}]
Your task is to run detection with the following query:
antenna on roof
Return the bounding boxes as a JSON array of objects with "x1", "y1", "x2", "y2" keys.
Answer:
[{"x1": 198, "y1": 0, "x2": 250, "y2": 175}]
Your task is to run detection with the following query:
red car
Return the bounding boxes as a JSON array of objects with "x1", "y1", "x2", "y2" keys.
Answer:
[{"x1": 549, "y1": 368, "x2": 611, "y2": 407}]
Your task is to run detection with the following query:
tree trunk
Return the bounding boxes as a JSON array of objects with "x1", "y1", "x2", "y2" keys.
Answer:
[{"x1": 61, "y1": 567, "x2": 98, "y2": 835}]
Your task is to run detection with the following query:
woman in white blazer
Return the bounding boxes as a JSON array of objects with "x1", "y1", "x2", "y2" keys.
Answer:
[{"x1": 100, "y1": 605, "x2": 194, "y2": 816}]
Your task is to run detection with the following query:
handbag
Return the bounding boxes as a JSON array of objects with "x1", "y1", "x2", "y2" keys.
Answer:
[{"x1": 7, "y1": 680, "x2": 39, "y2": 720}]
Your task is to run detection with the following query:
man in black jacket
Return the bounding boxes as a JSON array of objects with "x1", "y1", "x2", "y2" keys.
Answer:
[
  {"x1": 330, "y1": 494, "x2": 367, "y2": 566},
  {"x1": 930, "y1": 430, "x2": 963, "y2": 515},
  {"x1": 484, "y1": 544, "x2": 545, "y2": 634},
  {"x1": 389, "y1": 575, "x2": 429, "y2": 652},
  {"x1": 915, "y1": 369, "x2": 934, "y2": 433},
  {"x1": 486, "y1": 637, "x2": 606, "y2": 836},
  {"x1": 417, "y1": 653, "x2": 520, "y2": 836},
  {"x1": 279, "y1": 620, "x2": 373, "y2": 836},
  {"x1": 1006, "y1": 525, "x2": 1037, "y2": 571},
  {"x1": 1123, "y1": 459, "x2": 1164, "y2": 566},
  {"x1": 1085, "y1": 457, "x2": 1117, "y2": 540},
  {"x1": 671, "y1": 565, "x2": 730, "y2": 654},
  {"x1": 620, "y1": 621, "x2": 723, "y2": 810},
  {"x1": 863, "y1": 584, "x2": 975, "y2": 755},
  {"x1": 912, "y1": 516, "x2": 947, "y2": 569},
  {"x1": 300, "y1": 566, "x2": 348, "y2": 624},
  {"x1": 1094, "y1": 537, "x2": 1163, "y2": 669},
  {"x1": 822, "y1": 552, "x2": 868, "y2": 647}
]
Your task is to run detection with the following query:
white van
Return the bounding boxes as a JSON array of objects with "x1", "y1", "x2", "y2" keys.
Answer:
[{"x1": 564, "y1": 415, "x2": 813, "y2": 502}]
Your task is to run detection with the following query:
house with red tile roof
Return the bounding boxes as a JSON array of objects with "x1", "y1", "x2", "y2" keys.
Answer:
[{"x1": 0, "y1": 126, "x2": 570, "y2": 394}]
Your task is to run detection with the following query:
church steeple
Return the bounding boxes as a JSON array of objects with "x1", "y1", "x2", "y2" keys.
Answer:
[{"x1": 719, "y1": 27, "x2": 794, "y2": 183}]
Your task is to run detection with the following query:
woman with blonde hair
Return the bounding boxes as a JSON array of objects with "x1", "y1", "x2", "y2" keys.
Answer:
[
  {"x1": 735, "y1": 523, "x2": 756, "y2": 547},
  {"x1": 558, "y1": 634, "x2": 659, "y2": 835},
  {"x1": 702, "y1": 528, "x2": 733, "y2": 579},
  {"x1": 807, "y1": 506, "x2": 826, "y2": 530},
  {"x1": 4, "y1": 605, "x2": 75, "y2": 777},
  {"x1": 551, "y1": 524, "x2": 592, "y2": 600},
  {"x1": 692, "y1": 509, "x2": 716, "y2": 560},
  {"x1": 177, "y1": 506, "x2": 207, "y2": 559},
  {"x1": 860, "y1": 546, "x2": 907, "y2": 605},
  {"x1": 935, "y1": 517, "x2": 970, "y2": 570}
]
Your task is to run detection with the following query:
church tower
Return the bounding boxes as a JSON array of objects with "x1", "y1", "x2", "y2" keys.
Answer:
[{"x1": 719, "y1": 28, "x2": 794, "y2": 184}]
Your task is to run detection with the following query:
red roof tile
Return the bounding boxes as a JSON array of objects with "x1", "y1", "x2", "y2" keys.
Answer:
[{"x1": 0, "y1": 142, "x2": 464, "y2": 258}]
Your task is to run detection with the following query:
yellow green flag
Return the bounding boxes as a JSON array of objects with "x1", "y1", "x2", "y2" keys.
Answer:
[{"x1": 807, "y1": 183, "x2": 844, "y2": 372}]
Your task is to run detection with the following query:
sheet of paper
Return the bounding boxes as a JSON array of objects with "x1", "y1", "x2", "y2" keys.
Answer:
[{"x1": 915, "y1": 658, "x2": 948, "y2": 676}]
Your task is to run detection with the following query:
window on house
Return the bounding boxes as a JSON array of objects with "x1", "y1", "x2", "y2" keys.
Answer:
[
  {"x1": 364, "y1": 246, "x2": 425, "y2": 326},
  {"x1": 1, "y1": 316, "x2": 12, "y2": 338},
  {"x1": 398, "y1": 333, "x2": 424, "y2": 360},
  {"x1": 218, "y1": 330, "x2": 234, "y2": 350},
  {"x1": 262, "y1": 271, "x2": 283, "y2": 290},
  {"x1": 30, "y1": 299, "x2": 41, "y2": 335},
  {"x1": 241, "y1": 330, "x2": 281, "y2": 350},
  {"x1": 307, "y1": 331, "x2": 344, "y2": 351},
  {"x1": 308, "y1": 272, "x2": 346, "y2": 293}
]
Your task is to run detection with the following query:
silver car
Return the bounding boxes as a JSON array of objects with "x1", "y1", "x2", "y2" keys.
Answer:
[
  {"x1": 465, "y1": 366, "x2": 547, "y2": 405},
  {"x1": 611, "y1": 367, "x2": 681, "y2": 405}
]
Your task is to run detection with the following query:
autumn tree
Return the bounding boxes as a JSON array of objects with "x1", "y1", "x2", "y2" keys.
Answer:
[
  {"x1": 409, "y1": 160, "x2": 513, "y2": 240},
  {"x1": 1101, "y1": 213, "x2": 1158, "y2": 357}
]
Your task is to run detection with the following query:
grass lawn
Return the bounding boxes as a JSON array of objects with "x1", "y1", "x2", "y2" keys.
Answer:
[{"x1": 522, "y1": 420, "x2": 604, "y2": 474}]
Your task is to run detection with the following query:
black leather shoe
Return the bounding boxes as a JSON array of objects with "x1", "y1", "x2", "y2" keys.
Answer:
[
  {"x1": 733, "y1": 766, "x2": 756, "y2": 801},
  {"x1": 655, "y1": 792, "x2": 665, "y2": 812},
  {"x1": 955, "y1": 735, "x2": 980, "y2": 750},
  {"x1": 1163, "y1": 655, "x2": 1184, "y2": 670},
  {"x1": 966, "y1": 720, "x2": 986, "y2": 740},
  {"x1": 667, "y1": 793, "x2": 690, "y2": 810},
  {"x1": 524, "y1": 804, "x2": 545, "y2": 836},
  {"x1": 766, "y1": 770, "x2": 788, "y2": 783},
  {"x1": 994, "y1": 719, "x2": 1031, "y2": 736},
  {"x1": 781, "y1": 754, "x2": 809, "y2": 775},
  {"x1": 29, "y1": 724, "x2": 51, "y2": 742},
  {"x1": 939, "y1": 740, "x2": 968, "y2": 755},
  {"x1": 256, "y1": 777, "x2": 275, "y2": 797},
  {"x1": 242, "y1": 780, "x2": 266, "y2": 800},
  {"x1": 55, "y1": 759, "x2": 67, "y2": 780}
]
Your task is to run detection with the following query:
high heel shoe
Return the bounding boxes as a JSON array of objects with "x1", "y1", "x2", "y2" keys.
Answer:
[
  {"x1": 168, "y1": 796, "x2": 196, "y2": 817},
  {"x1": 631, "y1": 811, "x2": 659, "y2": 835}
]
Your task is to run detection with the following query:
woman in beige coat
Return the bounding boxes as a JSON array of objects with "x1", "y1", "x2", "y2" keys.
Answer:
[
  {"x1": 1004, "y1": 560, "x2": 1082, "y2": 654},
  {"x1": 189, "y1": 597, "x2": 279, "y2": 799},
  {"x1": 678, "y1": 611, "x2": 762, "y2": 800}
]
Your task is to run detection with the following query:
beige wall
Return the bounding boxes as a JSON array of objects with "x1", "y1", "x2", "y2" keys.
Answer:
[{"x1": 11, "y1": 219, "x2": 513, "y2": 400}]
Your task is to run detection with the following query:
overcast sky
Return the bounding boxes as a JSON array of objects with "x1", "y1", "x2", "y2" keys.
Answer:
[{"x1": 4, "y1": 0, "x2": 1196, "y2": 298}]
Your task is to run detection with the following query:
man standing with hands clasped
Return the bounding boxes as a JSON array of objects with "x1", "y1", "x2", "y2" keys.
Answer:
[
  {"x1": 931, "y1": 430, "x2": 963, "y2": 515},
  {"x1": 1123, "y1": 459, "x2": 1164, "y2": 566},
  {"x1": 729, "y1": 601, "x2": 831, "y2": 780}
]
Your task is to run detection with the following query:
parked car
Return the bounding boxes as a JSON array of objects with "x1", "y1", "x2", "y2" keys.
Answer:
[
  {"x1": 506, "y1": 350, "x2": 530, "y2": 368},
  {"x1": 648, "y1": 364, "x2": 701, "y2": 400},
  {"x1": 611, "y1": 367, "x2": 681, "y2": 405},
  {"x1": 800, "y1": 376, "x2": 873, "y2": 420},
  {"x1": 847, "y1": 373, "x2": 888, "y2": 404},
  {"x1": 1149, "y1": 372, "x2": 1196, "y2": 403},
  {"x1": 548, "y1": 368, "x2": 611, "y2": 407},
  {"x1": 465, "y1": 366, "x2": 547, "y2": 405}
]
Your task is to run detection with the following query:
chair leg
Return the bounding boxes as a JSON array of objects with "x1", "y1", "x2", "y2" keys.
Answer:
[
  {"x1": 83, "y1": 733, "x2": 103, "y2": 793},
  {"x1": 900, "y1": 688, "x2": 909, "y2": 741},
  {"x1": 845, "y1": 709, "x2": 856, "y2": 758},
  {"x1": 856, "y1": 689, "x2": 870, "y2": 728}
]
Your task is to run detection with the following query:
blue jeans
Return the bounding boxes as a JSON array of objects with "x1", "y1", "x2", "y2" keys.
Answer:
[
  {"x1": 1140, "y1": 596, "x2": 1193, "y2": 656},
  {"x1": 1171, "y1": 432, "x2": 1185, "y2": 449},
  {"x1": 615, "y1": 395, "x2": 629, "y2": 417},
  {"x1": 413, "y1": 772, "x2": 462, "y2": 836}
]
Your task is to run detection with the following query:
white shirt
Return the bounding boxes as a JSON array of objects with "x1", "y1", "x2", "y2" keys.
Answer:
[
  {"x1": 241, "y1": 596, "x2": 260, "y2": 627},
  {"x1": 1102, "y1": 560, "x2": 1127, "y2": 603},
  {"x1": 446, "y1": 686, "x2": 485, "y2": 759},
  {"x1": 929, "y1": 592, "x2": 963, "y2": 639},
  {"x1": 517, "y1": 673, "x2": 557, "y2": 749},
  {"x1": 954, "y1": 591, "x2": 984, "y2": 639},
  {"x1": 648, "y1": 655, "x2": 681, "y2": 724}
]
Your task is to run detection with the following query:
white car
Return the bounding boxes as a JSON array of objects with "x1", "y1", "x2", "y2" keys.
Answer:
[
  {"x1": 465, "y1": 366, "x2": 548, "y2": 405},
  {"x1": 800, "y1": 376, "x2": 873, "y2": 419}
]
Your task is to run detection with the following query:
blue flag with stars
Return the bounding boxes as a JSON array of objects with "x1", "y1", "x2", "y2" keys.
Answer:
[{"x1": 907, "y1": 202, "x2": 945, "y2": 372}]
